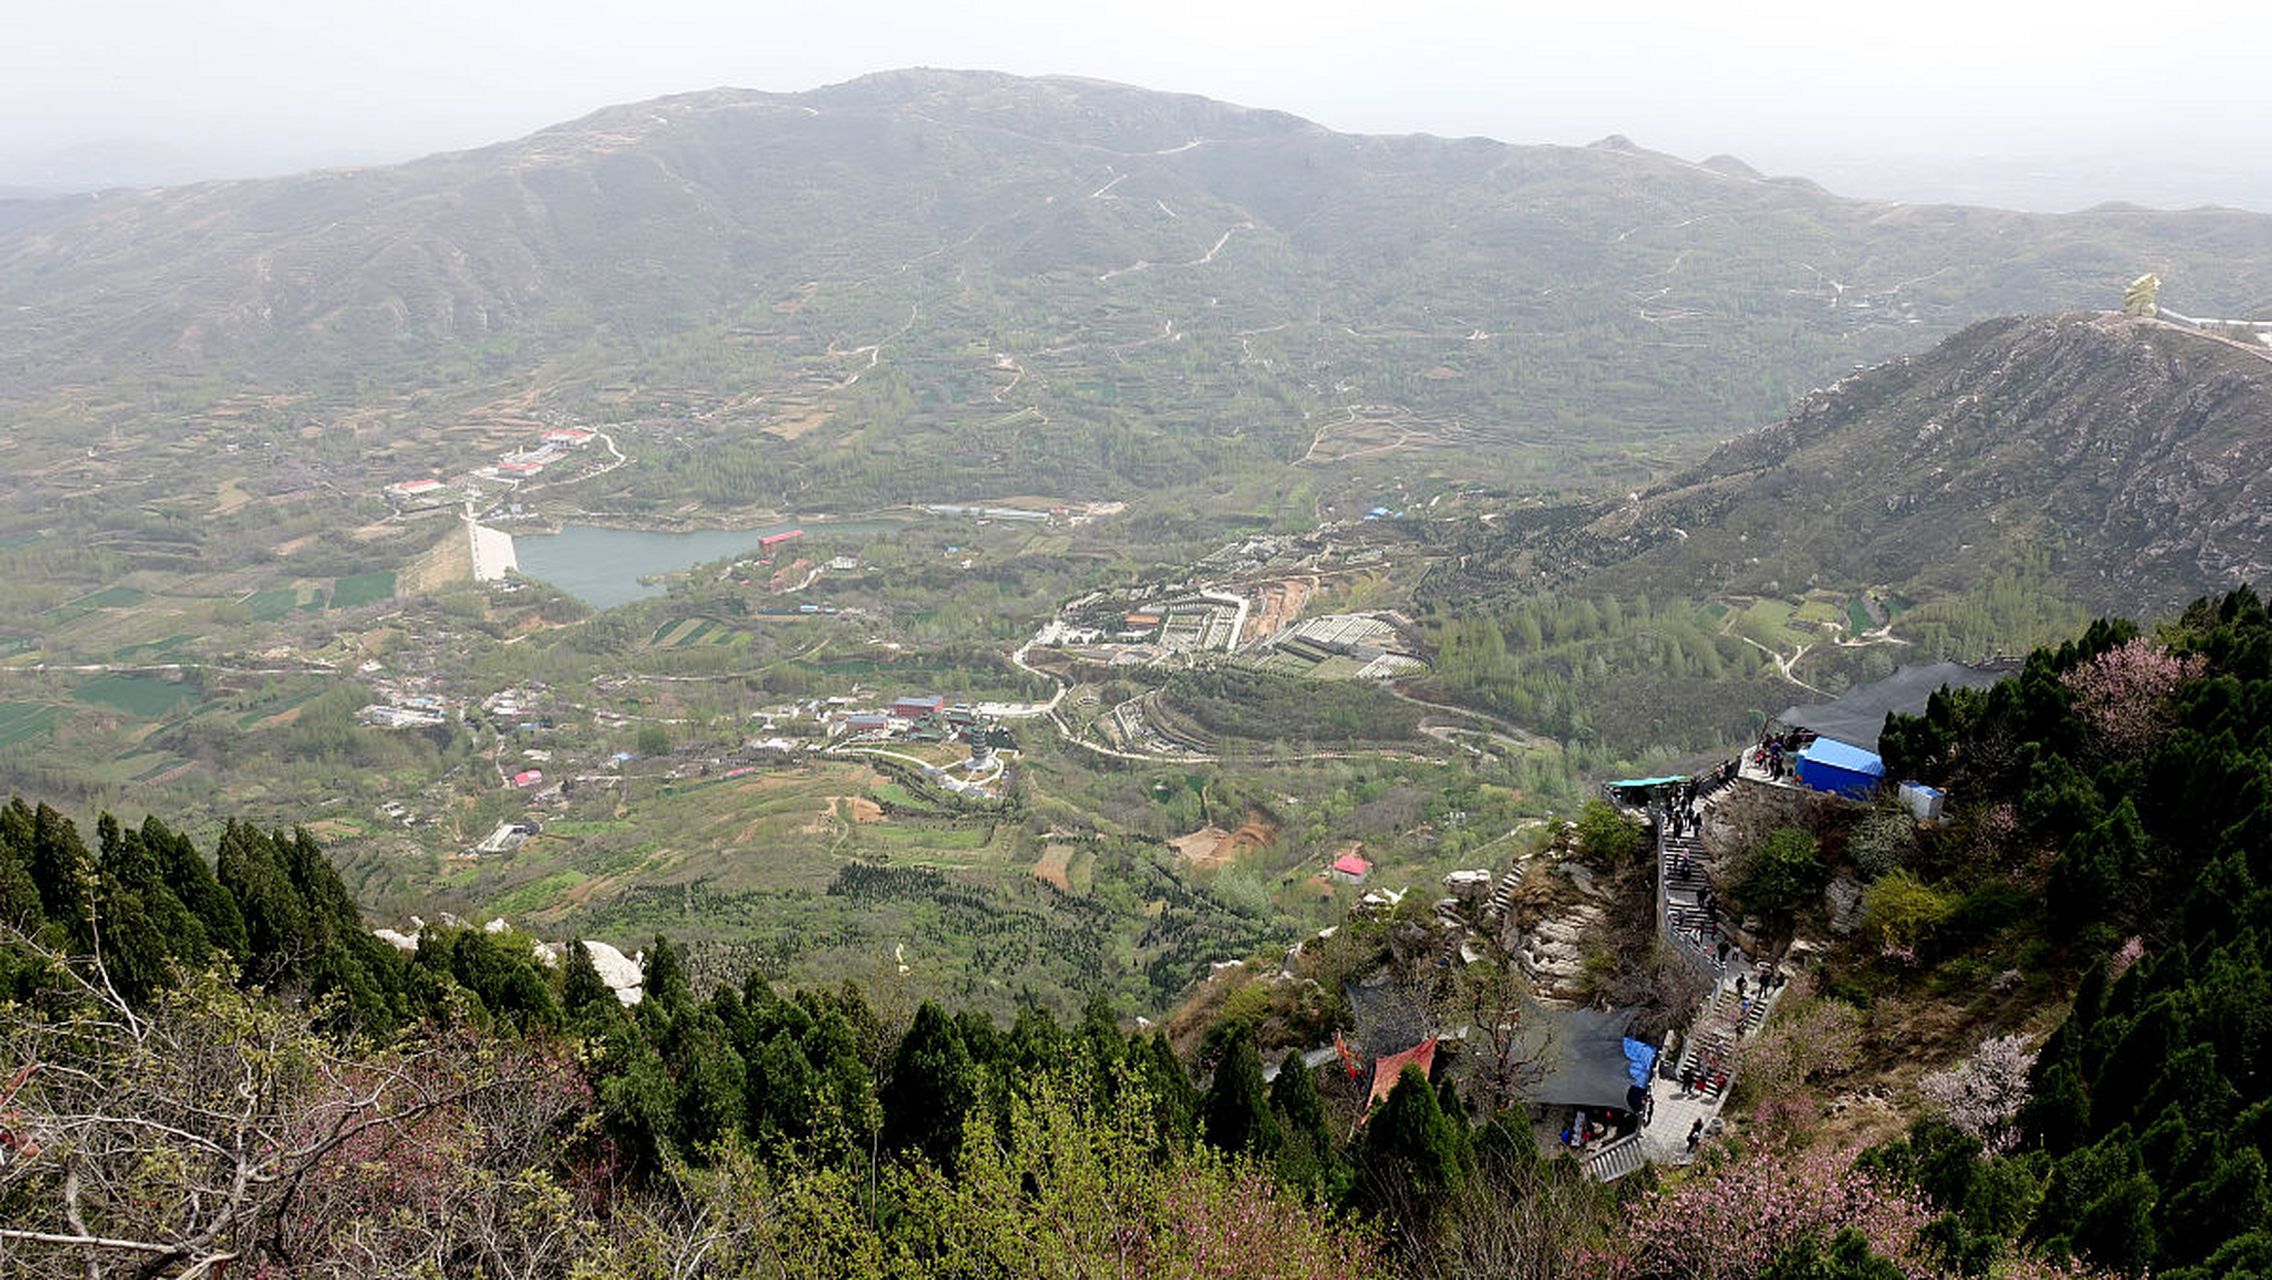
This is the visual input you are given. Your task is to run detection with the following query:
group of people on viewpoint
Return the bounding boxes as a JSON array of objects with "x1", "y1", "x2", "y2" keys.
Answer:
[{"x1": 1753, "y1": 729, "x2": 1813, "y2": 782}]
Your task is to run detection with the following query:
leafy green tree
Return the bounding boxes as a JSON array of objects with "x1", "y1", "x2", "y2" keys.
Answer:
[
  {"x1": 1574, "y1": 797, "x2": 1647, "y2": 869},
  {"x1": 1733, "y1": 827, "x2": 1826, "y2": 939}
]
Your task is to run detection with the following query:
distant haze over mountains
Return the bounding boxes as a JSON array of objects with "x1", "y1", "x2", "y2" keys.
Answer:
[
  {"x1": 3, "y1": 68, "x2": 2270, "y2": 527},
  {"x1": 9, "y1": 125, "x2": 2272, "y2": 220}
]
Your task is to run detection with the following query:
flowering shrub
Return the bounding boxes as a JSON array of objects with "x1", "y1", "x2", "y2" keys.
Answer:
[
  {"x1": 1584, "y1": 1137, "x2": 1937, "y2": 1280},
  {"x1": 2107, "y1": 935, "x2": 2145, "y2": 980},
  {"x1": 1156, "y1": 1170, "x2": 1376, "y2": 1279},
  {"x1": 1917, "y1": 1034, "x2": 2037, "y2": 1154},
  {"x1": 2061, "y1": 637, "x2": 2205, "y2": 754}
]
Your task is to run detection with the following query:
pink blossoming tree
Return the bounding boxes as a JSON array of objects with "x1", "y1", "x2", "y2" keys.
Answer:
[
  {"x1": 2061, "y1": 637, "x2": 2206, "y2": 755},
  {"x1": 1584, "y1": 1138, "x2": 1937, "y2": 1280}
]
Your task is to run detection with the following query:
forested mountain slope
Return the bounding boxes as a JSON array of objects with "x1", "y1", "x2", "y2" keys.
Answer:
[{"x1": 4, "y1": 69, "x2": 2272, "y2": 513}]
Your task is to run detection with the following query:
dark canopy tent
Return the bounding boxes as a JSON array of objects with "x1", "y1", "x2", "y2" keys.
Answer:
[
  {"x1": 1774, "y1": 660, "x2": 2016, "y2": 750},
  {"x1": 1509, "y1": 1001, "x2": 1651, "y2": 1113}
]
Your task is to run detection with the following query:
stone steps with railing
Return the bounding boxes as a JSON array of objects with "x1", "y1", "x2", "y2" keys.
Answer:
[{"x1": 1583, "y1": 1131, "x2": 1650, "y2": 1182}]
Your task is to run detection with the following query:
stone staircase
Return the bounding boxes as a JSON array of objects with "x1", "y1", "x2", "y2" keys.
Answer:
[
  {"x1": 1486, "y1": 868, "x2": 1524, "y2": 923},
  {"x1": 1583, "y1": 1131, "x2": 1649, "y2": 1182},
  {"x1": 1669, "y1": 980, "x2": 1772, "y2": 1104},
  {"x1": 1661, "y1": 831, "x2": 1723, "y2": 975}
]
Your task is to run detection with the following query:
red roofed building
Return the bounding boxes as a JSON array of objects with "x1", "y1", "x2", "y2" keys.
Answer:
[
  {"x1": 892, "y1": 694, "x2": 945, "y2": 720},
  {"x1": 1329, "y1": 851, "x2": 1373, "y2": 884},
  {"x1": 543, "y1": 428, "x2": 595, "y2": 445},
  {"x1": 1367, "y1": 1036, "x2": 1439, "y2": 1108},
  {"x1": 511, "y1": 769, "x2": 544, "y2": 788}
]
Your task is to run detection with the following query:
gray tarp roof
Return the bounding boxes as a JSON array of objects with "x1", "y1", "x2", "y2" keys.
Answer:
[
  {"x1": 1511, "y1": 1001, "x2": 1645, "y2": 1112},
  {"x1": 1775, "y1": 661, "x2": 2018, "y2": 750}
]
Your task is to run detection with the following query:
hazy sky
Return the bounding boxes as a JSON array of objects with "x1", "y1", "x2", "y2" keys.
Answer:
[{"x1": 7, "y1": 0, "x2": 2270, "y2": 208}]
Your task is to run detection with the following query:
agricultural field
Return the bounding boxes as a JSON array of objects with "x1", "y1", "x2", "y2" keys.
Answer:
[
  {"x1": 330, "y1": 571, "x2": 398, "y2": 609},
  {"x1": 239, "y1": 586, "x2": 307, "y2": 621},
  {"x1": 0, "y1": 703, "x2": 60, "y2": 749},
  {"x1": 648, "y1": 616, "x2": 749, "y2": 649},
  {"x1": 72, "y1": 674, "x2": 197, "y2": 718}
]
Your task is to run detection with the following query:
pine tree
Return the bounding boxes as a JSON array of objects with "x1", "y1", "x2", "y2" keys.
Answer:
[
  {"x1": 563, "y1": 939, "x2": 616, "y2": 1016},
  {"x1": 882, "y1": 1001, "x2": 978, "y2": 1169},
  {"x1": 1358, "y1": 1064, "x2": 1468, "y2": 1218},
  {"x1": 1201, "y1": 1029, "x2": 1280, "y2": 1157}
]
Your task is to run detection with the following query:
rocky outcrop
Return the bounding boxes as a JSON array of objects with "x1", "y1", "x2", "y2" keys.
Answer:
[
  {"x1": 368, "y1": 920, "x2": 645, "y2": 1006},
  {"x1": 1513, "y1": 902, "x2": 1609, "y2": 1002}
]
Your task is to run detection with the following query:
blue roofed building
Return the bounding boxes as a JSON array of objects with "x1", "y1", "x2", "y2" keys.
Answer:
[{"x1": 1794, "y1": 736, "x2": 1886, "y2": 798}]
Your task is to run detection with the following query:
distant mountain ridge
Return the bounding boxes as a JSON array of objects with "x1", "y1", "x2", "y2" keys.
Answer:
[{"x1": 5, "y1": 68, "x2": 2272, "y2": 515}]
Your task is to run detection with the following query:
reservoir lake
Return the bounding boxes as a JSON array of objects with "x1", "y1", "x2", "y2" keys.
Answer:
[{"x1": 511, "y1": 518, "x2": 907, "y2": 609}]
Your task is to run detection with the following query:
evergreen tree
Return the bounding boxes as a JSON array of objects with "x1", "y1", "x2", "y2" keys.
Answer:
[
  {"x1": 1135, "y1": 1030, "x2": 1197, "y2": 1147},
  {"x1": 1357, "y1": 1065, "x2": 1468, "y2": 1218},
  {"x1": 1200, "y1": 1029, "x2": 1280, "y2": 1157},
  {"x1": 90, "y1": 815, "x2": 208, "y2": 1002},
  {"x1": 142, "y1": 815, "x2": 245, "y2": 958},
  {"x1": 26, "y1": 801, "x2": 87, "y2": 928},
  {"x1": 1270, "y1": 1052, "x2": 1329, "y2": 1149},
  {"x1": 666, "y1": 1008, "x2": 748, "y2": 1151},
  {"x1": 882, "y1": 1001, "x2": 978, "y2": 1169},
  {"x1": 643, "y1": 933, "x2": 691, "y2": 1010},
  {"x1": 0, "y1": 812, "x2": 40, "y2": 930},
  {"x1": 1270, "y1": 1051, "x2": 1340, "y2": 1195},
  {"x1": 1759, "y1": 1228, "x2": 1907, "y2": 1280}
]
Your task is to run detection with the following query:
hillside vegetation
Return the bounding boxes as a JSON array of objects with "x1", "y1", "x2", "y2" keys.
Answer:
[{"x1": 5, "y1": 592, "x2": 2270, "y2": 1277}]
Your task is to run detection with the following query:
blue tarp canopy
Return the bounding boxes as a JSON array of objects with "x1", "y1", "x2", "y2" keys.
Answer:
[
  {"x1": 1795, "y1": 736, "x2": 1886, "y2": 798},
  {"x1": 1621, "y1": 1037, "x2": 1659, "y2": 1087},
  {"x1": 1605, "y1": 775, "x2": 1687, "y2": 789}
]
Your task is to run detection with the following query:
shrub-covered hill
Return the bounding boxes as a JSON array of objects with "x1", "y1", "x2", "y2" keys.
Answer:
[
  {"x1": 1847, "y1": 590, "x2": 2272, "y2": 1277},
  {"x1": 4, "y1": 593, "x2": 2272, "y2": 1278}
]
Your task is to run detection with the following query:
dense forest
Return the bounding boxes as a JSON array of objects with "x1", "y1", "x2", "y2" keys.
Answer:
[{"x1": 5, "y1": 591, "x2": 2272, "y2": 1276}]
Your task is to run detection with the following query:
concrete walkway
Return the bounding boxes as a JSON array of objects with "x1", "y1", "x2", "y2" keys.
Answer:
[{"x1": 1586, "y1": 765, "x2": 1790, "y2": 1179}]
